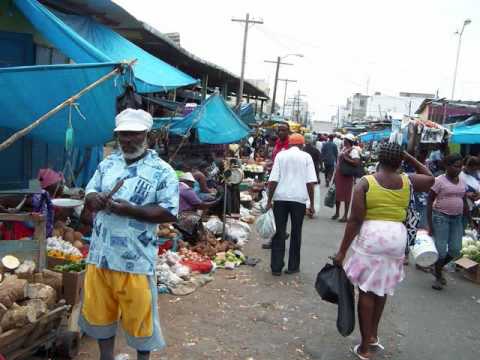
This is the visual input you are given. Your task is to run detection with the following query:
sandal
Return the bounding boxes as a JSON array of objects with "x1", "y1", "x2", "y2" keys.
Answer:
[
  {"x1": 369, "y1": 337, "x2": 385, "y2": 351},
  {"x1": 339, "y1": 218, "x2": 348, "y2": 223},
  {"x1": 351, "y1": 345, "x2": 370, "y2": 360},
  {"x1": 331, "y1": 214, "x2": 339, "y2": 220}
]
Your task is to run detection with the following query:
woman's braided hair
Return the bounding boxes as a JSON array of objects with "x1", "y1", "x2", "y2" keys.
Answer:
[{"x1": 378, "y1": 142, "x2": 403, "y2": 169}]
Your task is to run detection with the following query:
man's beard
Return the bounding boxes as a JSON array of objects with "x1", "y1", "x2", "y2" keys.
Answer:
[{"x1": 119, "y1": 139, "x2": 147, "y2": 160}]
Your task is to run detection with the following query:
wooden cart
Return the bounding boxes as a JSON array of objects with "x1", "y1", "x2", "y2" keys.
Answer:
[
  {"x1": 0, "y1": 213, "x2": 80, "y2": 359},
  {"x1": 0, "y1": 304, "x2": 79, "y2": 359}
]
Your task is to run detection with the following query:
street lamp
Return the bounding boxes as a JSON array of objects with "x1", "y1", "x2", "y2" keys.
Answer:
[
  {"x1": 265, "y1": 53, "x2": 303, "y2": 115},
  {"x1": 451, "y1": 19, "x2": 472, "y2": 99}
]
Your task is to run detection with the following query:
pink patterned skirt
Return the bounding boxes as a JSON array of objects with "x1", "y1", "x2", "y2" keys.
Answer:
[{"x1": 344, "y1": 220, "x2": 406, "y2": 297}]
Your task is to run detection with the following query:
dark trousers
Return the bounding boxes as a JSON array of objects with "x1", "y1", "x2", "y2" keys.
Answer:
[{"x1": 271, "y1": 201, "x2": 306, "y2": 272}]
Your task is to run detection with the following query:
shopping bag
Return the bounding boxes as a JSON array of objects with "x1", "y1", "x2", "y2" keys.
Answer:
[
  {"x1": 315, "y1": 262, "x2": 355, "y2": 337},
  {"x1": 324, "y1": 185, "x2": 336, "y2": 208},
  {"x1": 255, "y1": 209, "x2": 276, "y2": 239}
]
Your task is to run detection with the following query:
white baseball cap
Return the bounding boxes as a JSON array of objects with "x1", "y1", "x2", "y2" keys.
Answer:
[
  {"x1": 343, "y1": 133, "x2": 356, "y2": 142},
  {"x1": 179, "y1": 172, "x2": 196, "y2": 183},
  {"x1": 114, "y1": 108, "x2": 153, "y2": 132}
]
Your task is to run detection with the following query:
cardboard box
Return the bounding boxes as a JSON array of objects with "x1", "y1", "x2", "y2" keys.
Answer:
[{"x1": 455, "y1": 257, "x2": 480, "y2": 284}]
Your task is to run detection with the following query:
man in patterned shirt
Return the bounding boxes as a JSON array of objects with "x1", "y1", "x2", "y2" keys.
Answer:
[{"x1": 79, "y1": 108, "x2": 179, "y2": 360}]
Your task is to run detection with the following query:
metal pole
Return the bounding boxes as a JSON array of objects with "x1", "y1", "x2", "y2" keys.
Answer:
[
  {"x1": 451, "y1": 20, "x2": 471, "y2": 99},
  {"x1": 282, "y1": 81, "x2": 289, "y2": 117},
  {"x1": 451, "y1": 32, "x2": 463, "y2": 100},
  {"x1": 221, "y1": 181, "x2": 228, "y2": 241},
  {"x1": 271, "y1": 56, "x2": 280, "y2": 114},
  {"x1": 279, "y1": 79, "x2": 296, "y2": 117}
]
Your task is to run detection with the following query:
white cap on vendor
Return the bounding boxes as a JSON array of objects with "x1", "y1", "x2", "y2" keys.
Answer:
[
  {"x1": 114, "y1": 108, "x2": 153, "y2": 132},
  {"x1": 179, "y1": 172, "x2": 196, "y2": 183},
  {"x1": 343, "y1": 133, "x2": 356, "y2": 142}
]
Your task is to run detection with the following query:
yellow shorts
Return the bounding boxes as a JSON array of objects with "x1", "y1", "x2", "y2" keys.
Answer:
[{"x1": 79, "y1": 265, "x2": 165, "y2": 351}]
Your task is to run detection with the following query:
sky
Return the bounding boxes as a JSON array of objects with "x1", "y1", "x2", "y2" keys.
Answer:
[{"x1": 114, "y1": 0, "x2": 479, "y2": 122}]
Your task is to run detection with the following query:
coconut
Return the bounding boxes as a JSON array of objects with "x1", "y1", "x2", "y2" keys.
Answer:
[{"x1": 1, "y1": 255, "x2": 20, "y2": 271}]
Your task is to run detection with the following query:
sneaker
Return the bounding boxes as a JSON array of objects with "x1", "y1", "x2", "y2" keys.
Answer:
[
  {"x1": 272, "y1": 271, "x2": 282, "y2": 276},
  {"x1": 284, "y1": 269, "x2": 300, "y2": 275}
]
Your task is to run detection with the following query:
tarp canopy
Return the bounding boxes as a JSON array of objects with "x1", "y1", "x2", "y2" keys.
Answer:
[
  {"x1": 154, "y1": 95, "x2": 250, "y2": 144},
  {"x1": 358, "y1": 129, "x2": 391, "y2": 142},
  {"x1": 451, "y1": 123, "x2": 480, "y2": 144},
  {"x1": 14, "y1": 0, "x2": 197, "y2": 93},
  {"x1": 239, "y1": 103, "x2": 256, "y2": 125},
  {"x1": 152, "y1": 117, "x2": 183, "y2": 130},
  {"x1": 0, "y1": 62, "x2": 122, "y2": 146}
]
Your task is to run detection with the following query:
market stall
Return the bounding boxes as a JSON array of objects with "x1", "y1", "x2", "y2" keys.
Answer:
[{"x1": 0, "y1": 212, "x2": 79, "y2": 359}]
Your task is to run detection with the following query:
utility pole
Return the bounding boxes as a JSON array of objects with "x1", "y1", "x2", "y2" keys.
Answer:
[
  {"x1": 232, "y1": 14, "x2": 263, "y2": 107},
  {"x1": 278, "y1": 78, "x2": 297, "y2": 117},
  {"x1": 265, "y1": 58, "x2": 294, "y2": 114},
  {"x1": 291, "y1": 90, "x2": 306, "y2": 122}
]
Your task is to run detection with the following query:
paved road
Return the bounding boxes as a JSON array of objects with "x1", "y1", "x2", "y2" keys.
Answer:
[{"x1": 298, "y1": 194, "x2": 480, "y2": 360}]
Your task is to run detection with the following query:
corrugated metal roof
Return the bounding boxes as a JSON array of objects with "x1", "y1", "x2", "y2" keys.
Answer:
[{"x1": 39, "y1": 0, "x2": 269, "y2": 99}]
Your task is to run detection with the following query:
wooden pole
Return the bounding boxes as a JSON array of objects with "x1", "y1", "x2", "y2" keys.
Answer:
[{"x1": 0, "y1": 60, "x2": 136, "y2": 152}]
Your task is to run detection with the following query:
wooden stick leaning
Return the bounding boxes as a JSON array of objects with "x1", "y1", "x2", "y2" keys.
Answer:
[{"x1": 0, "y1": 60, "x2": 137, "y2": 152}]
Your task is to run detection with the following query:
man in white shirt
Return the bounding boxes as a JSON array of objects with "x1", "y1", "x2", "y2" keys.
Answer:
[{"x1": 266, "y1": 133, "x2": 317, "y2": 276}]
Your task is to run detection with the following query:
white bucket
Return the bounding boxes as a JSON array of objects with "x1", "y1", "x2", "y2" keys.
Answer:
[{"x1": 410, "y1": 230, "x2": 438, "y2": 267}]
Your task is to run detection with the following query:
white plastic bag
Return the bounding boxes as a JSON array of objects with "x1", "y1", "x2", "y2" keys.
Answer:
[
  {"x1": 255, "y1": 209, "x2": 276, "y2": 239},
  {"x1": 226, "y1": 220, "x2": 251, "y2": 245},
  {"x1": 205, "y1": 217, "x2": 223, "y2": 235}
]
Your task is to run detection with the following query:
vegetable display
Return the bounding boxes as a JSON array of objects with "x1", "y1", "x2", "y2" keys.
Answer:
[
  {"x1": 47, "y1": 236, "x2": 83, "y2": 262},
  {"x1": 461, "y1": 236, "x2": 480, "y2": 263},
  {"x1": 53, "y1": 260, "x2": 86, "y2": 273}
]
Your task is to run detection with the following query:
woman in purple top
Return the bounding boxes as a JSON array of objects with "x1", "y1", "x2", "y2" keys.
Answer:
[
  {"x1": 427, "y1": 153, "x2": 468, "y2": 290},
  {"x1": 178, "y1": 173, "x2": 219, "y2": 213}
]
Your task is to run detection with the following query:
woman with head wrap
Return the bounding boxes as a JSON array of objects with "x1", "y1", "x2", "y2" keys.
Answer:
[{"x1": 334, "y1": 143, "x2": 433, "y2": 359}]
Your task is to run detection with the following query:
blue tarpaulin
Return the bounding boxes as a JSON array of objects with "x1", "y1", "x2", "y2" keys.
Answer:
[
  {"x1": 239, "y1": 103, "x2": 256, "y2": 125},
  {"x1": 153, "y1": 95, "x2": 250, "y2": 144},
  {"x1": 358, "y1": 129, "x2": 391, "y2": 142},
  {"x1": 14, "y1": 0, "x2": 197, "y2": 93},
  {"x1": 0, "y1": 62, "x2": 122, "y2": 146},
  {"x1": 451, "y1": 123, "x2": 480, "y2": 144}
]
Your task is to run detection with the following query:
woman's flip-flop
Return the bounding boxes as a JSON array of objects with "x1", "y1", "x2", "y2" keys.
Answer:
[
  {"x1": 351, "y1": 345, "x2": 370, "y2": 360},
  {"x1": 369, "y1": 337, "x2": 385, "y2": 351}
]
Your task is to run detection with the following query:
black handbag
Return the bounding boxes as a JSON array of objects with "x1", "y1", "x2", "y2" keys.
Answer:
[{"x1": 339, "y1": 159, "x2": 364, "y2": 178}]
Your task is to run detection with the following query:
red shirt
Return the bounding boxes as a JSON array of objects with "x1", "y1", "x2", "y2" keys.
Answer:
[{"x1": 272, "y1": 139, "x2": 289, "y2": 161}]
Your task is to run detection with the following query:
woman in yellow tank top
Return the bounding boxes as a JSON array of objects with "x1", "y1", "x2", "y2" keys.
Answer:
[{"x1": 334, "y1": 143, "x2": 434, "y2": 359}]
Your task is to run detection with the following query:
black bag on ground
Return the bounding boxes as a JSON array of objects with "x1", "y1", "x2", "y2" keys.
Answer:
[{"x1": 315, "y1": 262, "x2": 355, "y2": 337}]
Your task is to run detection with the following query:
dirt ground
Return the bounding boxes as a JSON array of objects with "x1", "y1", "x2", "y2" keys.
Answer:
[{"x1": 76, "y1": 234, "x2": 334, "y2": 360}]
